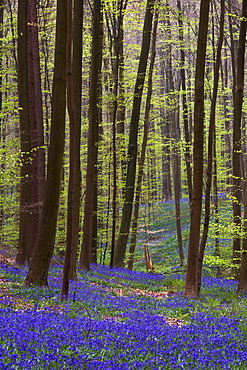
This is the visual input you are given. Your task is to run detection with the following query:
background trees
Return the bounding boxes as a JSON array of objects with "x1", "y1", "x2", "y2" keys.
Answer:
[
  {"x1": 113, "y1": 0, "x2": 155, "y2": 267},
  {"x1": 1, "y1": 0, "x2": 247, "y2": 295}
]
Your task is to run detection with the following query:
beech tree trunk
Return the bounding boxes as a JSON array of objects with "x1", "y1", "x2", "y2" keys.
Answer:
[
  {"x1": 25, "y1": 0, "x2": 67, "y2": 286},
  {"x1": 0, "y1": 0, "x2": 2, "y2": 128},
  {"x1": 166, "y1": 0, "x2": 183, "y2": 265},
  {"x1": 222, "y1": 40, "x2": 232, "y2": 192},
  {"x1": 164, "y1": 38, "x2": 173, "y2": 203},
  {"x1": 232, "y1": 0, "x2": 247, "y2": 278},
  {"x1": 113, "y1": 0, "x2": 155, "y2": 268},
  {"x1": 228, "y1": 0, "x2": 237, "y2": 108},
  {"x1": 116, "y1": 2, "x2": 127, "y2": 184},
  {"x1": 27, "y1": 0, "x2": 45, "y2": 255},
  {"x1": 103, "y1": 0, "x2": 128, "y2": 268},
  {"x1": 184, "y1": 0, "x2": 210, "y2": 298},
  {"x1": 236, "y1": 0, "x2": 247, "y2": 292},
  {"x1": 238, "y1": 177, "x2": 247, "y2": 293},
  {"x1": 0, "y1": 0, "x2": 3, "y2": 240},
  {"x1": 16, "y1": 0, "x2": 32, "y2": 265},
  {"x1": 80, "y1": 0, "x2": 103, "y2": 271},
  {"x1": 128, "y1": 6, "x2": 159, "y2": 270},
  {"x1": 61, "y1": 0, "x2": 83, "y2": 299},
  {"x1": 177, "y1": 0, "x2": 192, "y2": 203},
  {"x1": 172, "y1": 110, "x2": 184, "y2": 265},
  {"x1": 69, "y1": 0, "x2": 83, "y2": 278},
  {"x1": 197, "y1": 0, "x2": 225, "y2": 296}
]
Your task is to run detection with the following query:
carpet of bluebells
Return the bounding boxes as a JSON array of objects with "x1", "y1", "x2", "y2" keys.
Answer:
[{"x1": 0, "y1": 261, "x2": 247, "y2": 369}]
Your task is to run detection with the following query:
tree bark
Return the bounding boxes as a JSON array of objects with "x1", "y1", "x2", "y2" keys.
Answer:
[
  {"x1": 228, "y1": 0, "x2": 237, "y2": 108},
  {"x1": 80, "y1": 0, "x2": 103, "y2": 270},
  {"x1": 0, "y1": 0, "x2": 3, "y2": 240},
  {"x1": 113, "y1": 0, "x2": 155, "y2": 268},
  {"x1": 159, "y1": 50, "x2": 172, "y2": 202},
  {"x1": 177, "y1": 0, "x2": 192, "y2": 203},
  {"x1": 128, "y1": 5, "x2": 159, "y2": 270},
  {"x1": 184, "y1": 0, "x2": 210, "y2": 298},
  {"x1": 69, "y1": 0, "x2": 83, "y2": 278},
  {"x1": 61, "y1": 0, "x2": 83, "y2": 299},
  {"x1": 27, "y1": 0, "x2": 45, "y2": 256},
  {"x1": 167, "y1": 0, "x2": 183, "y2": 265},
  {"x1": 232, "y1": 0, "x2": 247, "y2": 279},
  {"x1": 103, "y1": 0, "x2": 127, "y2": 268},
  {"x1": 16, "y1": 0, "x2": 32, "y2": 265},
  {"x1": 238, "y1": 177, "x2": 247, "y2": 294},
  {"x1": 236, "y1": 0, "x2": 247, "y2": 292},
  {"x1": 116, "y1": 1, "x2": 128, "y2": 184},
  {"x1": 197, "y1": 0, "x2": 225, "y2": 296},
  {"x1": 25, "y1": 0, "x2": 67, "y2": 286}
]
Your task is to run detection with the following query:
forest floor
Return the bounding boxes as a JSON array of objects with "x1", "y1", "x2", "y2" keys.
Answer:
[
  {"x1": 0, "y1": 255, "x2": 247, "y2": 369},
  {"x1": 0, "y1": 196, "x2": 247, "y2": 369}
]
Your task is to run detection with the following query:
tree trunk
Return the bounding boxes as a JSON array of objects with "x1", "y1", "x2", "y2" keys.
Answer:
[
  {"x1": 116, "y1": 2, "x2": 127, "y2": 184},
  {"x1": 177, "y1": 0, "x2": 192, "y2": 203},
  {"x1": 238, "y1": 176, "x2": 247, "y2": 294},
  {"x1": 222, "y1": 40, "x2": 232, "y2": 193},
  {"x1": 172, "y1": 109, "x2": 184, "y2": 265},
  {"x1": 184, "y1": 0, "x2": 210, "y2": 298},
  {"x1": 104, "y1": 0, "x2": 128, "y2": 268},
  {"x1": 236, "y1": 0, "x2": 247, "y2": 291},
  {"x1": 80, "y1": 0, "x2": 103, "y2": 270},
  {"x1": 128, "y1": 6, "x2": 159, "y2": 270},
  {"x1": 27, "y1": 0, "x2": 45, "y2": 256},
  {"x1": 166, "y1": 0, "x2": 183, "y2": 265},
  {"x1": 25, "y1": 0, "x2": 67, "y2": 286},
  {"x1": 108, "y1": 1, "x2": 126, "y2": 268},
  {"x1": 61, "y1": 0, "x2": 83, "y2": 299},
  {"x1": 213, "y1": 136, "x2": 221, "y2": 277},
  {"x1": 197, "y1": 0, "x2": 225, "y2": 296},
  {"x1": 113, "y1": 0, "x2": 155, "y2": 268},
  {"x1": 0, "y1": 0, "x2": 3, "y2": 241},
  {"x1": 159, "y1": 49, "x2": 172, "y2": 202},
  {"x1": 62, "y1": 0, "x2": 74, "y2": 299},
  {"x1": 69, "y1": 0, "x2": 83, "y2": 279},
  {"x1": 7, "y1": 0, "x2": 18, "y2": 71},
  {"x1": 232, "y1": 0, "x2": 247, "y2": 278},
  {"x1": 162, "y1": 45, "x2": 173, "y2": 202},
  {"x1": 16, "y1": 0, "x2": 32, "y2": 265},
  {"x1": 228, "y1": 0, "x2": 237, "y2": 108}
]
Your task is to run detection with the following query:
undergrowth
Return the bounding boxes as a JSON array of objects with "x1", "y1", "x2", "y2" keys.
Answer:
[
  {"x1": 0, "y1": 195, "x2": 246, "y2": 369},
  {"x1": 0, "y1": 262, "x2": 247, "y2": 369}
]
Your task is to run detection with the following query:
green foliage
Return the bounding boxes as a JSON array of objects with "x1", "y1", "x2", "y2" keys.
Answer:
[
  {"x1": 203, "y1": 255, "x2": 232, "y2": 271},
  {"x1": 0, "y1": 0, "x2": 245, "y2": 286}
]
